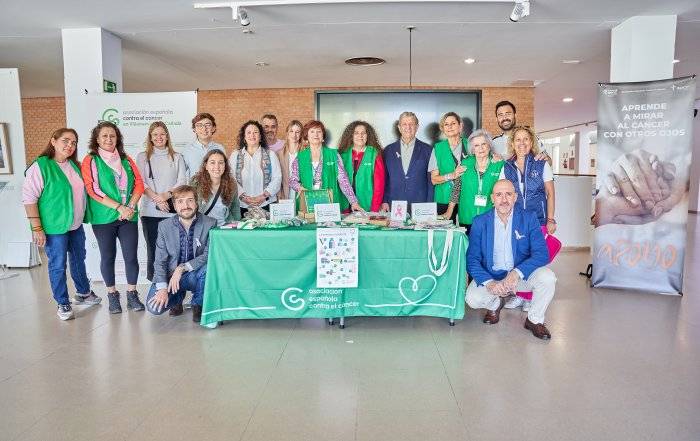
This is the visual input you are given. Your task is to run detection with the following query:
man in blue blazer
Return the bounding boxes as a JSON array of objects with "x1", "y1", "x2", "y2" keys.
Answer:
[
  {"x1": 466, "y1": 179, "x2": 557, "y2": 339},
  {"x1": 381, "y1": 112, "x2": 434, "y2": 212}
]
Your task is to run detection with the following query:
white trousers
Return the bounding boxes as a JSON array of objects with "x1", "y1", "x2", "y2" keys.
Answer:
[{"x1": 466, "y1": 267, "x2": 557, "y2": 324}]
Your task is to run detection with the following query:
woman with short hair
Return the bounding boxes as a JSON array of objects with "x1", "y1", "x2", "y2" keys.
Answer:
[
  {"x1": 288, "y1": 120, "x2": 360, "y2": 212},
  {"x1": 442, "y1": 129, "x2": 505, "y2": 232}
]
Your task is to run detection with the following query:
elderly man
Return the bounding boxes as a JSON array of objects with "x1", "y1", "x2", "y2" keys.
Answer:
[
  {"x1": 145, "y1": 184, "x2": 216, "y2": 323},
  {"x1": 381, "y1": 111, "x2": 433, "y2": 211},
  {"x1": 466, "y1": 179, "x2": 556, "y2": 339},
  {"x1": 261, "y1": 114, "x2": 284, "y2": 152}
]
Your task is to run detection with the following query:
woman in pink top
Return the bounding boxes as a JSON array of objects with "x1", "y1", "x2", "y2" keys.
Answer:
[{"x1": 23, "y1": 128, "x2": 101, "y2": 321}]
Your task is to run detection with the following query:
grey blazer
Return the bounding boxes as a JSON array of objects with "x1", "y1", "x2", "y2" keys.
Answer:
[{"x1": 153, "y1": 214, "x2": 217, "y2": 286}]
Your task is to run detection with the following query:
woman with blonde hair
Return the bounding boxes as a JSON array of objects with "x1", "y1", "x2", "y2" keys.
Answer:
[
  {"x1": 276, "y1": 119, "x2": 303, "y2": 201},
  {"x1": 503, "y1": 125, "x2": 555, "y2": 233},
  {"x1": 191, "y1": 149, "x2": 241, "y2": 225},
  {"x1": 135, "y1": 121, "x2": 187, "y2": 281}
]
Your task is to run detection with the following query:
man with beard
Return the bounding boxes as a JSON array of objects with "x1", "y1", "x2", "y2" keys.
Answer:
[
  {"x1": 492, "y1": 101, "x2": 550, "y2": 162},
  {"x1": 145, "y1": 185, "x2": 216, "y2": 323},
  {"x1": 261, "y1": 114, "x2": 285, "y2": 152},
  {"x1": 466, "y1": 179, "x2": 557, "y2": 340}
]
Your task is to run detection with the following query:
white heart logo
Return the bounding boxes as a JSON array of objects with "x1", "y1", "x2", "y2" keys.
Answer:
[{"x1": 398, "y1": 275, "x2": 438, "y2": 305}]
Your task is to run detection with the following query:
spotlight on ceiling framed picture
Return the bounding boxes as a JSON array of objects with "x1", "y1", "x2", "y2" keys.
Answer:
[{"x1": 0, "y1": 123, "x2": 12, "y2": 174}]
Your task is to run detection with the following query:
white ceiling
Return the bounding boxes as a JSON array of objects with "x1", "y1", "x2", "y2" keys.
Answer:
[{"x1": 1, "y1": 0, "x2": 699, "y2": 131}]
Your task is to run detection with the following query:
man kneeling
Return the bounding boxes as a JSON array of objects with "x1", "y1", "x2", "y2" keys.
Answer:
[
  {"x1": 466, "y1": 179, "x2": 556, "y2": 339},
  {"x1": 146, "y1": 185, "x2": 216, "y2": 323}
]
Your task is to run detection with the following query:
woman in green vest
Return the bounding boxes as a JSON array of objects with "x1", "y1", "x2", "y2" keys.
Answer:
[
  {"x1": 23, "y1": 128, "x2": 101, "y2": 321},
  {"x1": 288, "y1": 120, "x2": 361, "y2": 212},
  {"x1": 428, "y1": 112, "x2": 469, "y2": 221},
  {"x1": 442, "y1": 129, "x2": 505, "y2": 233},
  {"x1": 337, "y1": 121, "x2": 386, "y2": 212},
  {"x1": 81, "y1": 121, "x2": 146, "y2": 314}
]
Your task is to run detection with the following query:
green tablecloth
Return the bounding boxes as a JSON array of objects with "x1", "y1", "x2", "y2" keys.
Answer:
[{"x1": 201, "y1": 226, "x2": 467, "y2": 325}]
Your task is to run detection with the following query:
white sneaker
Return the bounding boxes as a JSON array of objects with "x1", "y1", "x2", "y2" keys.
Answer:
[
  {"x1": 522, "y1": 301, "x2": 531, "y2": 312},
  {"x1": 57, "y1": 304, "x2": 75, "y2": 321},
  {"x1": 504, "y1": 295, "x2": 525, "y2": 309}
]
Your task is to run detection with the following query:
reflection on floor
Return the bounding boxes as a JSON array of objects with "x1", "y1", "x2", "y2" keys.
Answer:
[{"x1": 0, "y1": 215, "x2": 698, "y2": 441}]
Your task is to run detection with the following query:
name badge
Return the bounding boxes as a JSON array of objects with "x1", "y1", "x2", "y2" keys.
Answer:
[{"x1": 474, "y1": 195, "x2": 488, "y2": 207}]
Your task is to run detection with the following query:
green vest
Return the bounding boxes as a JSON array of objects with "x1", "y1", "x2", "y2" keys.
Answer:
[
  {"x1": 340, "y1": 146, "x2": 378, "y2": 211},
  {"x1": 32, "y1": 156, "x2": 85, "y2": 234},
  {"x1": 297, "y1": 146, "x2": 340, "y2": 211},
  {"x1": 457, "y1": 155, "x2": 504, "y2": 225},
  {"x1": 433, "y1": 137, "x2": 469, "y2": 204},
  {"x1": 86, "y1": 154, "x2": 138, "y2": 225}
]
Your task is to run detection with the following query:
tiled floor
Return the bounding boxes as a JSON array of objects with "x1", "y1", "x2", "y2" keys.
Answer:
[{"x1": 1, "y1": 216, "x2": 699, "y2": 441}]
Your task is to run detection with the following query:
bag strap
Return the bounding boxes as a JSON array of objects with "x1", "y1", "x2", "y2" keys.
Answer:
[
  {"x1": 203, "y1": 186, "x2": 222, "y2": 216},
  {"x1": 427, "y1": 229, "x2": 454, "y2": 277}
]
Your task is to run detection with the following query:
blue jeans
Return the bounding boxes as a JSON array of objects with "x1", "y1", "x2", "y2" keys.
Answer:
[
  {"x1": 44, "y1": 226, "x2": 91, "y2": 305},
  {"x1": 145, "y1": 266, "x2": 207, "y2": 315}
]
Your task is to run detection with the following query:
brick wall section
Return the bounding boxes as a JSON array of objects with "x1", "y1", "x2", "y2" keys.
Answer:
[
  {"x1": 21, "y1": 86, "x2": 533, "y2": 162},
  {"x1": 21, "y1": 96, "x2": 67, "y2": 162}
]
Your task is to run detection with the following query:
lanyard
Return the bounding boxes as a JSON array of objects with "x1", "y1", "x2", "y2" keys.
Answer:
[
  {"x1": 427, "y1": 229, "x2": 454, "y2": 277},
  {"x1": 475, "y1": 157, "x2": 491, "y2": 195}
]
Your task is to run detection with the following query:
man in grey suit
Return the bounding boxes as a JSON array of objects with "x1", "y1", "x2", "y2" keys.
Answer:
[{"x1": 146, "y1": 184, "x2": 216, "y2": 323}]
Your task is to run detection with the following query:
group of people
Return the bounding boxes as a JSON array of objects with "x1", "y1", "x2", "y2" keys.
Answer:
[{"x1": 22, "y1": 101, "x2": 560, "y2": 339}]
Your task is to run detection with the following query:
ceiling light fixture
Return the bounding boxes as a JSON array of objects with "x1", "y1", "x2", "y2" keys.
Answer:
[
  {"x1": 237, "y1": 7, "x2": 250, "y2": 26},
  {"x1": 561, "y1": 59, "x2": 580, "y2": 64},
  {"x1": 509, "y1": 0, "x2": 530, "y2": 22},
  {"x1": 562, "y1": 97, "x2": 574, "y2": 103},
  {"x1": 673, "y1": 59, "x2": 680, "y2": 64},
  {"x1": 464, "y1": 58, "x2": 476, "y2": 64},
  {"x1": 344, "y1": 57, "x2": 386, "y2": 66},
  {"x1": 255, "y1": 61, "x2": 269, "y2": 67}
]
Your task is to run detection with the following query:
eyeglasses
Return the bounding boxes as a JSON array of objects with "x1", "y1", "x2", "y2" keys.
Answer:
[
  {"x1": 58, "y1": 138, "x2": 77, "y2": 147},
  {"x1": 496, "y1": 112, "x2": 514, "y2": 118},
  {"x1": 195, "y1": 123, "x2": 213, "y2": 129}
]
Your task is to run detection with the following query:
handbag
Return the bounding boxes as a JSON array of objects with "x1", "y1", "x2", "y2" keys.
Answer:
[{"x1": 147, "y1": 158, "x2": 176, "y2": 213}]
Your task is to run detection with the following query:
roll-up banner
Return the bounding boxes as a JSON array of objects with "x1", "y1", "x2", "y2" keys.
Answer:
[
  {"x1": 592, "y1": 76, "x2": 696, "y2": 294},
  {"x1": 69, "y1": 92, "x2": 197, "y2": 283}
]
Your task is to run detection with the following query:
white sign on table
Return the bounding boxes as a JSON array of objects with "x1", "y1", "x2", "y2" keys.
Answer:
[
  {"x1": 314, "y1": 203, "x2": 341, "y2": 223},
  {"x1": 390, "y1": 200, "x2": 408, "y2": 223},
  {"x1": 411, "y1": 202, "x2": 437, "y2": 222},
  {"x1": 316, "y1": 227, "x2": 359, "y2": 288},
  {"x1": 269, "y1": 201, "x2": 295, "y2": 223}
]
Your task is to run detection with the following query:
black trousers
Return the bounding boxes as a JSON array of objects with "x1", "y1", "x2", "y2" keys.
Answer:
[
  {"x1": 140, "y1": 216, "x2": 167, "y2": 281},
  {"x1": 437, "y1": 203, "x2": 458, "y2": 223},
  {"x1": 91, "y1": 220, "x2": 140, "y2": 286}
]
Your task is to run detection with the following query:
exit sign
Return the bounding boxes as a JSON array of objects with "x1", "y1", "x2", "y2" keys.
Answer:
[{"x1": 103, "y1": 79, "x2": 117, "y2": 93}]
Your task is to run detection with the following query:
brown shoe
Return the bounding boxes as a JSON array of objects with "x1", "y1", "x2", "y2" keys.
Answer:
[
  {"x1": 524, "y1": 318, "x2": 551, "y2": 340},
  {"x1": 192, "y1": 305, "x2": 202, "y2": 323},
  {"x1": 483, "y1": 297, "x2": 505, "y2": 325},
  {"x1": 169, "y1": 304, "x2": 184, "y2": 317}
]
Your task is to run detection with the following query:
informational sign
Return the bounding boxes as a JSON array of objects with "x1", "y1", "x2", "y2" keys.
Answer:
[
  {"x1": 71, "y1": 91, "x2": 197, "y2": 154},
  {"x1": 269, "y1": 201, "x2": 295, "y2": 223},
  {"x1": 302, "y1": 189, "x2": 333, "y2": 213},
  {"x1": 68, "y1": 91, "x2": 197, "y2": 283},
  {"x1": 391, "y1": 200, "x2": 408, "y2": 223},
  {"x1": 314, "y1": 203, "x2": 341, "y2": 223},
  {"x1": 592, "y1": 76, "x2": 696, "y2": 294},
  {"x1": 316, "y1": 227, "x2": 359, "y2": 288},
  {"x1": 411, "y1": 202, "x2": 438, "y2": 222}
]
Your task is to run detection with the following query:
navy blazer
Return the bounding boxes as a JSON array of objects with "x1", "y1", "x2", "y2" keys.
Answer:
[
  {"x1": 467, "y1": 206, "x2": 548, "y2": 286},
  {"x1": 382, "y1": 138, "x2": 433, "y2": 205}
]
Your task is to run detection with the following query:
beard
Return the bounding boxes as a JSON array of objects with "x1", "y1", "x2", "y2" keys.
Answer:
[
  {"x1": 499, "y1": 118, "x2": 515, "y2": 132},
  {"x1": 178, "y1": 208, "x2": 196, "y2": 220}
]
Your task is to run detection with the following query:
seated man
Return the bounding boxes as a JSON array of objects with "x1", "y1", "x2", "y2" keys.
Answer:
[
  {"x1": 146, "y1": 184, "x2": 216, "y2": 323},
  {"x1": 466, "y1": 179, "x2": 557, "y2": 339}
]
